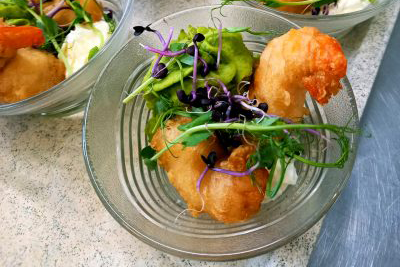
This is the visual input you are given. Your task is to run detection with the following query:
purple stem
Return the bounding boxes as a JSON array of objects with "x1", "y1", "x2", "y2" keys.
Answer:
[
  {"x1": 46, "y1": 0, "x2": 65, "y2": 18},
  {"x1": 217, "y1": 23, "x2": 222, "y2": 69},
  {"x1": 217, "y1": 79, "x2": 229, "y2": 95},
  {"x1": 196, "y1": 166, "x2": 209, "y2": 192},
  {"x1": 198, "y1": 56, "x2": 209, "y2": 75},
  {"x1": 212, "y1": 162, "x2": 260, "y2": 177},
  {"x1": 205, "y1": 81, "x2": 212, "y2": 99},
  {"x1": 143, "y1": 45, "x2": 186, "y2": 57},
  {"x1": 226, "y1": 105, "x2": 232, "y2": 119},
  {"x1": 233, "y1": 95, "x2": 250, "y2": 102},
  {"x1": 240, "y1": 101, "x2": 265, "y2": 117},
  {"x1": 192, "y1": 44, "x2": 199, "y2": 91},
  {"x1": 268, "y1": 114, "x2": 330, "y2": 142},
  {"x1": 151, "y1": 27, "x2": 174, "y2": 76},
  {"x1": 154, "y1": 30, "x2": 166, "y2": 47},
  {"x1": 190, "y1": 90, "x2": 197, "y2": 102}
]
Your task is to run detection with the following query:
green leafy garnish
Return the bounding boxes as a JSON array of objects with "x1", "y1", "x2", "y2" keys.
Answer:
[
  {"x1": 181, "y1": 131, "x2": 212, "y2": 147},
  {"x1": 88, "y1": 46, "x2": 100, "y2": 60}
]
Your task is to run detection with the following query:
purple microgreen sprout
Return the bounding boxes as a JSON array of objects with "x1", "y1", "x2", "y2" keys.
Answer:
[
  {"x1": 192, "y1": 42, "x2": 199, "y2": 91},
  {"x1": 196, "y1": 166, "x2": 209, "y2": 193},
  {"x1": 140, "y1": 44, "x2": 186, "y2": 57},
  {"x1": 217, "y1": 22, "x2": 222, "y2": 69},
  {"x1": 151, "y1": 27, "x2": 174, "y2": 77},
  {"x1": 46, "y1": 0, "x2": 68, "y2": 18},
  {"x1": 212, "y1": 162, "x2": 260, "y2": 177}
]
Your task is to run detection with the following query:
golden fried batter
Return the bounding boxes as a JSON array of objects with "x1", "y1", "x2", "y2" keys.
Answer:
[
  {"x1": 151, "y1": 116, "x2": 268, "y2": 223},
  {"x1": 202, "y1": 145, "x2": 268, "y2": 223},
  {"x1": 251, "y1": 27, "x2": 347, "y2": 121},
  {"x1": 0, "y1": 48, "x2": 65, "y2": 103}
]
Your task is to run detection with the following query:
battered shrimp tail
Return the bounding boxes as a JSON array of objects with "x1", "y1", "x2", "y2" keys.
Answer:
[{"x1": 302, "y1": 28, "x2": 347, "y2": 104}]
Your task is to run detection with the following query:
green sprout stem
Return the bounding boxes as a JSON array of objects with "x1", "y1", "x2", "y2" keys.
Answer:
[
  {"x1": 52, "y1": 40, "x2": 72, "y2": 76},
  {"x1": 149, "y1": 122, "x2": 354, "y2": 169}
]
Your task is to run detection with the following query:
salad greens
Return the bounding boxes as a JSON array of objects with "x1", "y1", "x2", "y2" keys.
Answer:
[{"x1": 1, "y1": 0, "x2": 115, "y2": 75}]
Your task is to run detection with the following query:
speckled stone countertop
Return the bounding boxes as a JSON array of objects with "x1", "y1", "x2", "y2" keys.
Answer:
[{"x1": 1, "y1": 1, "x2": 399, "y2": 266}]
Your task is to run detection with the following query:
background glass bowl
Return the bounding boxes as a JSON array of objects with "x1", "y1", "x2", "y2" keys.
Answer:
[
  {"x1": 83, "y1": 5, "x2": 359, "y2": 260},
  {"x1": 245, "y1": 0, "x2": 396, "y2": 37},
  {"x1": 0, "y1": 0, "x2": 134, "y2": 116}
]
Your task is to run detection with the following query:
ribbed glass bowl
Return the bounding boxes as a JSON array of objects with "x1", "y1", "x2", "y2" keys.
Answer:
[
  {"x1": 0, "y1": 0, "x2": 134, "y2": 116},
  {"x1": 83, "y1": 6, "x2": 359, "y2": 260},
  {"x1": 245, "y1": 0, "x2": 396, "y2": 37}
]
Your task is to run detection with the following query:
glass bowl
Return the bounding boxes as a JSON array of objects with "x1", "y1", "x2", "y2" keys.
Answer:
[
  {"x1": 83, "y1": 5, "x2": 359, "y2": 260},
  {"x1": 245, "y1": 0, "x2": 396, "y2": 37},
  {"x1": 0, "y1": 0, "x2": 134, "y2": 116}
]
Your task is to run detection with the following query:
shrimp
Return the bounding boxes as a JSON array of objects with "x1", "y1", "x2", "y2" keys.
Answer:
[
  {"x1": 0, "y1": 26, "x2": 45, "y2": 68},
  {"x1": 151, "y1": 116, "x2": 269, "y2": 223},
  {"x1": 251, "y1": 27, "x2": 347, "y2": 120}
]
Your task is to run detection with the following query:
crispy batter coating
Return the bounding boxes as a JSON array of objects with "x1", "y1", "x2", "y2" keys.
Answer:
[
  {"x1": 151, "y1": 116, "x2": 268, "y2": 223},
  {"x1": 202, "y1": 145, "x2": 268, "y2": 223},
  {"x1": 251, "y1": 27, "x2": 347, "y2": 120},
  {"x1": 0, "y1": 48, "x2": 65, "y2": 103}
]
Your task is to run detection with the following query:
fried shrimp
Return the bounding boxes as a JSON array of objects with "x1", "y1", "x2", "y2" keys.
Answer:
[
  {"x1": 251, "y1": 27, "x2": 347, "y2": 120},
  {"x1": 151, "y1": 116, "x2": 268, "y2": 223},
  {"x1": 202, "y1": 145, "x2": 268, "y2": 223}
]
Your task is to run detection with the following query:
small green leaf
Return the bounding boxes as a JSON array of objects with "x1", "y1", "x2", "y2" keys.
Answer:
[
  {"x1": 141, "y1": 146, "x2": 157, "y2": 170},
  {"x1": 144, "y1": 158, "x2": 157, "y2": 170},
  {"x1": 182, "y1": 131, "x2": 212, "y2": 147},
  {"x1": 36, "y1": 14, "x2": 59, "y2": 41},
  {"x1": 170, "y1": 42, "x2": 187, "y2": 52},
  {"x1": 178, "y1": 112, "x2": 212, "y2": 131},
  {"x1": 177, "y1": 54, "x2": 194, "y2": 66},
  {"x1": 88, "y1": 46, "x2": 99, "y2": 60},
  {"x1": 13, "y1": 0, "x2": 28, "y2": 8}
]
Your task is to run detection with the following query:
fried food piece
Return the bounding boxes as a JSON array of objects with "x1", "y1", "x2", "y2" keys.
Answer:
[
  {"x1": 202, "y1": 145, "x2": 268, "y2": 223},
  {"x1": 251, "y1": 27, "x2": 347, "y2": 120},
  {"x1": 0, "y1": 48, "x2": 65, "y2": 103},
  {"x1": 151, "y1": 116, "x2": 225, "y2": 214},
  {"x1": 151, "y1": 116, "x2": 269, "y2": 223},
  {"x1": 0, "y1": 25, "x2": 45, "y2": 68},
  {"x1": 275, "y1": 0, "x2": 310, "y2": 14}
]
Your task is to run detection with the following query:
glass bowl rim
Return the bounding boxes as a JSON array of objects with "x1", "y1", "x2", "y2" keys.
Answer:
[
  {"x1": 83, "y1": 5, "x2": 360, "y2": 260},
  {"x1": 0, "y1": 0, "x2": 134, "y2": 111},
  {"x1": 244, "y1": 0, "x2": 396, "y2": 20}
]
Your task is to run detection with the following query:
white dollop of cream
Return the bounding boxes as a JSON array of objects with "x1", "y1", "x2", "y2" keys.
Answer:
[
  {"x1": 61, "y1": 20, "x2": 111, "y2": 77},
  {"x1": 329, "y1": 0, "x2": 371, "y2": 15}
]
